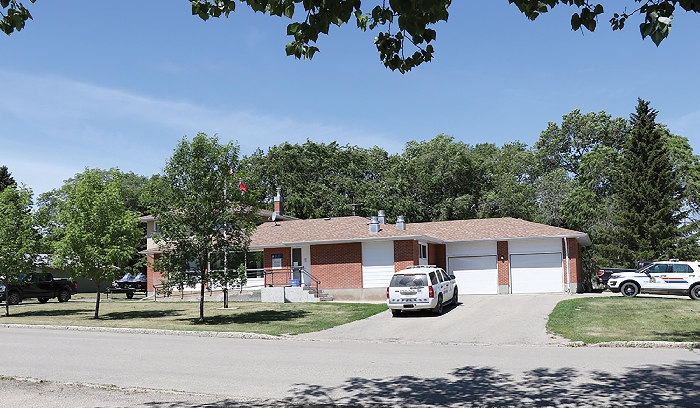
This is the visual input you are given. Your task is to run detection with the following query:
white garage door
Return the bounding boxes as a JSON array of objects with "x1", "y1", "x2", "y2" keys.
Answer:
[
  {"x1": 510, "y1": 253, "x2": 563, "y2": 294},
  {"x1": 362, "y1": 241, "x2": 395, "y2": 288},
  {"x1": 448, "y1": 256, "x2": 498, "y2": 295}
]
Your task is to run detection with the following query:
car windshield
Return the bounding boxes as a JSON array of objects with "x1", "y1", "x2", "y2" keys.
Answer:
[{"x1": 389, "y1": 274, "x2": 428, "y2": 287}]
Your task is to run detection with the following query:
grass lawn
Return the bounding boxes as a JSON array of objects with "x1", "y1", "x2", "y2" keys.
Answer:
[
  {"x1": 0, "y1": 296, "x2": 388, "y2": 336},
  {"x1": 547, "y1": 296, "x2": 700, "y2": 343}
]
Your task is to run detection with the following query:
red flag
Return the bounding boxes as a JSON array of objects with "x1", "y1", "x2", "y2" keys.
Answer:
[{"x1": 238, "y1": 181, "x2": 247, "y2": 193}]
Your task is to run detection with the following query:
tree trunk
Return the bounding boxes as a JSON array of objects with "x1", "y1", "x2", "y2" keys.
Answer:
[
  {"x1": 94, "y1": 281, "x2": 101, "y2": 319},
  {"x1": 4, "y1": 302, "x2": 8, "y2": 317},
  {"x1": 198, "y1": 269, "x2": 205, "y2": 323},
  {"x1": 223, "y1": 288, "x2": 228, "y2": 309}
]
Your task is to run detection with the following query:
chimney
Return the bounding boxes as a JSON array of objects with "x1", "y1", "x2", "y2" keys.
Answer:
[
  {"x1": 273, "y1": 188, "x2": 283, "y2": 216},
  {"x1": 396, "y1": 215, "x2": 405, "y2": 230},
  {"x1": 377, "y1": 210, "x2": 386, "y2": 224},
  {"x1": 369, "y1": 216, "x2": 380, "y2": 234}
]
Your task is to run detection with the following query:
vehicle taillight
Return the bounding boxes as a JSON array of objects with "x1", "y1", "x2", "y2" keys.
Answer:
[
  {"x1": 428, "y1": 286, "x2": 434, "y2": 298},
  {"x1": 598, "y1": 270, "x2": 604, "y2": 276},
  {"x1": 386, "y1": 287, "x2": 389, "y2": 299}
]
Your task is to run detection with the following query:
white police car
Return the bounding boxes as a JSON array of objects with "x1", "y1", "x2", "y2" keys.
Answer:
[
  {"x1": 608, "y1": 260, "x2": 700, "y2": 299},
  {"x1": 386, "y1": 265, "x2": 458, "y2": 316}
]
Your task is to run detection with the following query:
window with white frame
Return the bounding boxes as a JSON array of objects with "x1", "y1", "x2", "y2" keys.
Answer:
[{"x1": 419, "y1": 244, "x2": 428, "y2": 259}]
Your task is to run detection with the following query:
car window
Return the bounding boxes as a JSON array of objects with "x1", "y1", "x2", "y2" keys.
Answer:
[
  {"x1": 429, "y1": 272, "x2": 438, "y2": 285},
  {"x1": 672, "y1": 264, "x2": 695, "y2": 273},
  {"x1": 390, "y1": 274, "x2": 428, "y2": 287},
  {"x1": 435, "y1": 271, "x2": 445, "y2": 283},
  {"x1": 648, "y1": 264, "x2": 670, "y2": 274},
  {"x1": 439, "y1": 270, "x2": 450, "y2": 282}
]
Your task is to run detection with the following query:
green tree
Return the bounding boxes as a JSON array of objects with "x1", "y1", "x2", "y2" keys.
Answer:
[
  {"x1": 615, "y1": 99, "x2": 684, "y2": 265},
  {"x1": 475, "y1": 142, "x2": 539, "y2": 221},
  {"x1": 0, "y1": 184, "x2": 37, "y2": 316},
  {"x1": 6, "y1": 2, "x2": 699, "y2": 70},
  {"x1": 242, "y1": 140, "x2": 390, "y2": 219},
  {"x1": 0, "y1": 165, "x2": 16, "y2": 193},
  {"x1": 535, "y1": 110, "x2": 629, "y2": 177},
  {"x1": 386, "y1": 135, "x2": 479, "y2": 222},
  {"x1": 145, "y1": 132, "x2": 259, "y2": 323},
  {"x1": 51, "y1": 168, "x2": 142, "y2": 319}
]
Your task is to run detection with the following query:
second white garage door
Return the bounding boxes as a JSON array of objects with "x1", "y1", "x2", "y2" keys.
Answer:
[
  {"x1": 510, "y1": 253, "x2": 563, "y2": 294},
  {"x1": 448, "y1": 256, "x2": 498, "y2": 294}
]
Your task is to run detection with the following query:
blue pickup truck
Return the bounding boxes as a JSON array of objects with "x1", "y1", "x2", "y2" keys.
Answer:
[{"x1": 0, "y1": 272, "x2": 78, "y2": 305}]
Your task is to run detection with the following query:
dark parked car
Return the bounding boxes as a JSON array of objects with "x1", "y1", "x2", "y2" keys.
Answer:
[
  {"x1": 597, "y1": 261, "x2": 653, "y2": 287},
  {"x1": 0, "y1": 272, "x2": 78, "y2": 305}
]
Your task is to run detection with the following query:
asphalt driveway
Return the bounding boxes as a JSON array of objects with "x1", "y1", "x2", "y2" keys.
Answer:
[{"x1": 299, "y1": 293, "x2": 597, "y2": 345}]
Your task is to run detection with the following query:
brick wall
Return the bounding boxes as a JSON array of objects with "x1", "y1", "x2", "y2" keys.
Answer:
[
  {"x1": 565, "y1": 238, "x2": 582, "y2": 292},
  {"x1": 146, "y1": 254, "x2": 165, "y2": 294},
  {"x1": 497, "y1": 241, "x2": 509, "y2": 285},
  {"x1": 394, "y1": 240, "x2": 418, "y2": 271},
  {"x1": 310, "y1": 243, "x2": 363, "y2": 289},
  {"x1": 264, "y1": 247, "x2": 292, "y2": 287},
  {"x1": 428, "y1": 243, "x2": 446, "y2": 270}
]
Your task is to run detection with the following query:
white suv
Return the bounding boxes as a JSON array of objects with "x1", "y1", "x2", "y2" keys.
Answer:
[
  {"x1": 608, "y1": 261, "x2": 700, "y2": 299},
  {"x1": 386, "y1": 265, "x2": 458, "y2": 316}
]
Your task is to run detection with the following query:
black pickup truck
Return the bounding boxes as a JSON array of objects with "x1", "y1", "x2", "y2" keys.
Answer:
[
  {"x1": 0, "y1": 272, "x2": 78, "y2": 305},
  {"x1": 597, "y1": 261, "x2": 653, "y2": 287}
]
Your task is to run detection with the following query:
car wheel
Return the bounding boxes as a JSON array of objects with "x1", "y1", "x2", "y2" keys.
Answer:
[
  {"x1": 57, "y1": 289, "x2": 71, "y2": 303},
  {"x1": 391, "y1": 309, "x2": 402, "y2": 317},
  {"x1": 690, "y1": 285, "x2": 700, "y2": 300},
  {"x1": 7, "y1": 291, "x2": 21, "y2": 306},
  {"x1": 38, "y1": 298, "x2": 49, "y2": 304},
  {"x1": 620, "y1": 282, "x2": 639, "y2": 297},
  {"x1": 452, "y1": 288, "x2": 459, "y2": 305},
  {"x1": 433, "y1": 295, "x2": 444, "y2": 315},
  {"x1": 126, "y1": 292, "x2": 134, "y2": 299}
]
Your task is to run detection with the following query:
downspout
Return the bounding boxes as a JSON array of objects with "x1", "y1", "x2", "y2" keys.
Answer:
[{"x1": 564, "y1": 237, "x2": 571, "y2": 294}]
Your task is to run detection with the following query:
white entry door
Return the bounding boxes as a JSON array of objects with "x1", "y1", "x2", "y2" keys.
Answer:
[
  {"x1": 448, "y1": 256, "x2": 498, "y2": 295},
  {"x1": 510, "y1": 253, "x2": 563, "y2": 294}
]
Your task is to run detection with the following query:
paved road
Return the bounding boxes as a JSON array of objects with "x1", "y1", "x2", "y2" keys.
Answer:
[
  {"x1": 3, "y1": 292, "x2": 699, "y2": 407},
  {"x1": 300, "y1": 293, "x2": 585, "y2": 345},
  {"x1": 2, "y1": 326, "x2": 700, "y2": 407}
]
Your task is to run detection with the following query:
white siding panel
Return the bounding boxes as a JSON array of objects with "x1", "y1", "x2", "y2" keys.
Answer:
[
  {"x1": 362, "y1": 241, "x2": 395, "y2": 288},
  {"x1": 508, "y1": 238, "x2": 561, "y2": 255},
  {"x1": 448, "y1": 256, "x2": 498, "y2": 294},
  {"x1": 446, "y1": 241, "x2": 497, "y2": 257},
  {"x1": 510, "y1": 253, "x2": 563, "y2": 293}
]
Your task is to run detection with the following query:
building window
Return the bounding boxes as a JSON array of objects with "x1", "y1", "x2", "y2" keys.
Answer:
[{"x1": 419, "y1": 244, "x2": 428, "y2": 259}]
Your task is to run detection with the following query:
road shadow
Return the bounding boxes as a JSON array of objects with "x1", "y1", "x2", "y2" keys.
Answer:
[
  {"x1": 391, "y1": 301, "x2": 460, "y2": 318},
  {"x1": 6, "y1": 360, "x2": 700, "y2": 407},
  {"x1": 274, "y1": 360, "x2": 700, "y2": 407}
]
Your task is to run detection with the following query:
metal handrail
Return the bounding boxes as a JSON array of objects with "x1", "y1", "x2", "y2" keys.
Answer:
[
  {"x1": 263, "y1": 267, "x2": 322, "y2": 298},
  {"x1": 294, "y1": 266, "x2": 321, "y2": 298}
]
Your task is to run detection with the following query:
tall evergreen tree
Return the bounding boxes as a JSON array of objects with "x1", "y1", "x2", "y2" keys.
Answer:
[
  {"x1": 615, "y1": 99, "x2": 684, "y2": 265},
  {"x1": 0, "y1": 165, "x2": 16, "y2": 192}
]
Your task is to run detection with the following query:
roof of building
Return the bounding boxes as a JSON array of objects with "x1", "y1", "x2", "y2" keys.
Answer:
[
  {"x1": 248, "y1": 216, "x2": 591, "y2": 249},
  {"x1": 407, "y1": 217, "x2": 590, "y2": 244},
  {"x1": 249, "y1": 216, "x2": 426, "y2": 248}
]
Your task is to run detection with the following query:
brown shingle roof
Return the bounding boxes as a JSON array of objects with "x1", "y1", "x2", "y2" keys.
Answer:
[
  {"x1": 407, "y1": 217, "x2": 590, "y2": 244},
  {"x1": 249, "y1": 216, "x2": 424, "y2": 248},
  {"x1": 249, "y1": 216, "x2": 591, "y2": 248}
]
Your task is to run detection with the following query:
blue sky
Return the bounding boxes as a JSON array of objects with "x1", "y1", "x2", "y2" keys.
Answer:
[{"x1": 1, "y1": 1, "x2": 699, "y2": 196}]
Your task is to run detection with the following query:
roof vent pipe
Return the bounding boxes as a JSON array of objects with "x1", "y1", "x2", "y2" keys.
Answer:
[
  {"x1": 369, "y1": 216, "x2": 379, "y2": 234},
  {"x1": 377, "y1": 210, "x2": 386, "y2": 224},
  {"x1": 273, "y1": 188, "x2": 283, "y2": 216},
  {"x1": 396, "y1": 215, "x2": 405, "y2": 230}
]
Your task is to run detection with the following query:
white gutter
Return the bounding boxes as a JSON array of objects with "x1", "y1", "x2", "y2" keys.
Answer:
[{"x1": 564, "y1": 237, "x2": 571, "y2": 294}]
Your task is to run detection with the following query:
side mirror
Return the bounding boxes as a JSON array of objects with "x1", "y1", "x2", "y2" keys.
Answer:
[{"x1": 449, "y1": 274, "x2": 456, "y2": 280}]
